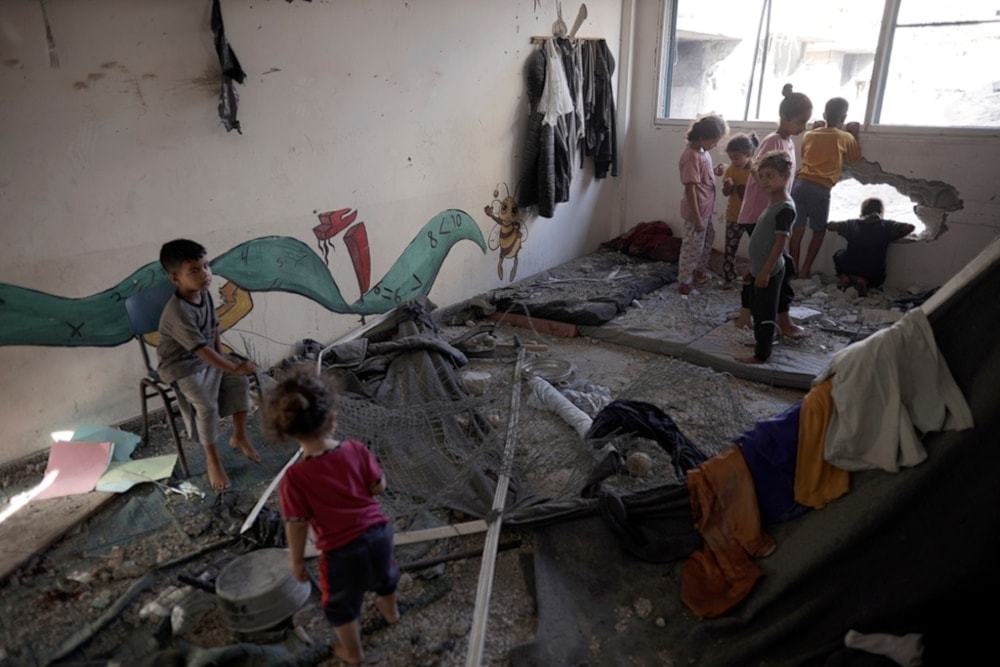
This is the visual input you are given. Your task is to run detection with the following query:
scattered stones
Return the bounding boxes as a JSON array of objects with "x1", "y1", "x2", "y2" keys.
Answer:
[
  {"x1": 448, "y1": 619, "x2": 470, "y2": 638},
  {"x1": 634, "y1": 597, "x2": 653, "y2": 618},
  {"x1": 460, "y1": 370, "x2": 492, "y2": 396},
  {"x1": 627, "y1": 452, "x2": 653, "y2": 477}
]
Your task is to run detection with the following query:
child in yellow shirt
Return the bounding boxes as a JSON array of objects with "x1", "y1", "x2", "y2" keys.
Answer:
[
  {"x1": 717, "y1": 134, "x2": 758, "y2": 289},
  {"x1": 789, "y1": 97, "x2": 862, "y2": 279}
]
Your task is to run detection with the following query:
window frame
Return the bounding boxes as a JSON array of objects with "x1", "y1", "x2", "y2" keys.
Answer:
[{"x1": 653, "y1": 0, "x2": 1000, "y2": 137}]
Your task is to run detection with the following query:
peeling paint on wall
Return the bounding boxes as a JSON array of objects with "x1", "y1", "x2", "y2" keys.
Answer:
[{"x1": 847, "y1": 159, "x2": 963, "y2": 239}]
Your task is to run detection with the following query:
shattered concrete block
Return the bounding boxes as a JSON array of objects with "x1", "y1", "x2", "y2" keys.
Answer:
[
  {"x1": 862, "y1": 308, "x2": 903, "y2": 325},
  {"x1": 788, "y1": 307, "x2": 823, "y2": 321},
  {"x1": 790, "y1": 279, "x2": 821, "y2": 296},
  {"x1": 460, "y1": 370, "x2": 492, "y2": 396}
]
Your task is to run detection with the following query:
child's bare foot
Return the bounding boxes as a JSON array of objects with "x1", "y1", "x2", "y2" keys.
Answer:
[
  {"x1": 736, "y1": 355, "x2": 767, "y2": 365},
  {"x1": 735, "y1": 309, "x2": 752, "y2": 330},
  {"x1": 230, "y1": 436, "x2": 262, "y2": 463},
  {"x1": 856, "y1": 277, "x2": 869, "y2": 297},
  {"x1": 332, "y1": 643, "x2": 364, "y2": 665},
  {"x1": 205, "y1": 455, "x2": 232, "y2": 490},
  {"x1": 778, "y1": 315, "x2": 810, "y2": 340},
  {"x1": 375, "y1": 592, "x2": 400, "y2": 624}
]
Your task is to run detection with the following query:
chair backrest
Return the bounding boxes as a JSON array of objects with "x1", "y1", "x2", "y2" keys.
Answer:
[{"x1": 124, "y1": 282, "x2": 176, "y2": 376}]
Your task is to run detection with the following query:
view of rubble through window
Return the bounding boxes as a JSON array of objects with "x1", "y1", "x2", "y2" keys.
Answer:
[
  {"x1": 661, "y1": 0, "x2": 1000, "y2": 128},
  {"x1": 881, "y1": 3, "x2": 1000, "y2": 126},
  {"x1": 830, "y1": 179, "x2": 925, "y2": 236}
]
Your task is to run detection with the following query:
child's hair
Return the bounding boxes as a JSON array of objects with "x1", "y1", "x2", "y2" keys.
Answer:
[
  {"x1": 779, "y1": 84, "x2": 813, "y2": 120},
  {"x1": 263, "y1": 366, "x2": 340, "y2": 442},
  {"x1": 725, "y1": 132, "x2": 759, "y2": 156},
  {"x1": 754, "y1": 149, "x2": 794, "y2": 176},
  {"x1": 685, "y1": 114, "x2": 729, "y2": 142},
  {"x1": 160, "y1": 239, "x2": 207, "y2": 274},
  {"x1": 861, "y1": 197, "x2": 884, "y2": 217},
  {"x1": 824, "y1": 97, "x2": 850, "y2": 126}
]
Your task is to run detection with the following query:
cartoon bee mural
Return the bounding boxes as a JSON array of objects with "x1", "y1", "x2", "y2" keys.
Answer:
[{"x1": 484, "y1": 182, "x2": 525, "y2": 282}]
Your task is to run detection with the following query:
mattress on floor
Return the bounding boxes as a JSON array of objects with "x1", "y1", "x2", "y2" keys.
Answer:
[{"x1": 488, "y1": 248, "x2": 676, "y2": 326}]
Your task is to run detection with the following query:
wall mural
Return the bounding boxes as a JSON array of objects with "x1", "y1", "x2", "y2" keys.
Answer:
[
  {"x1": 0, "y1": 209, "x2": 485, "y2": 348},
  {"x1": 483, "y1": 183, "x2": 526, "y2": 282}
]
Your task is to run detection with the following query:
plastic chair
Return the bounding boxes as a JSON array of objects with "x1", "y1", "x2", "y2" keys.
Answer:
[{"x1": 124, "y1": 282, "x2": 190, "y2": 477}]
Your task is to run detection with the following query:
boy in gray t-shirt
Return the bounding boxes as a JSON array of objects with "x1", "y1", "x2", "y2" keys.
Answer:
[
  {"x1": 157, "y1": 239, "x2": 260, "y2": 490},
  {"x1": 739, "y1": 151, "x2": 796, "y2": 364}
]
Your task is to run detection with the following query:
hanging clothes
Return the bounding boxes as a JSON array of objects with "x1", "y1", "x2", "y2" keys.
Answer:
[
  {"x1": 519, "y1": 43, "x2": 573, "y2": 218},
  {"x1": 519, "y1": 38, "x2": 618, "y2": 218},
  {"x1": 583, "y1": 39, "x2": 618, "y2": 179}
]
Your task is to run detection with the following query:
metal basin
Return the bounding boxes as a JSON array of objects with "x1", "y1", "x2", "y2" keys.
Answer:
[{"x1": 215, "y1": 547, "x2": 312, "y2": 633}]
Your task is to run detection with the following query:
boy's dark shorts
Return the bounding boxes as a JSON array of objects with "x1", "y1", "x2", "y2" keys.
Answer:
[{"x1": 320, "y1": 522, "x2": 399, "y2": 626}]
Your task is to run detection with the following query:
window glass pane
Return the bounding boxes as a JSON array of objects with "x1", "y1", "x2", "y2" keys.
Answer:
[
  {"x1": 663, "y1": 0, "x2": 883, "y2": 122},
  {"x1": 897, "y1": 0, "x2": 998, "y2": 24},
  {"x1": 880, "y1": 22, "x2": 1000, "y2": 127}
]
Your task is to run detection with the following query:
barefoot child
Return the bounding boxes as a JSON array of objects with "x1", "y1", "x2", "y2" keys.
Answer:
[
  {"x1": 789, "y1": 96, "x2": 862, "y2": 279},
  {"x1": 266, "y1": 368, "x2": 400, "y2": 665},
  {"x1": 827, "y1": 197, "x2": 915, "y2": 296},
  {"x1": 156, "y1": 239, "x2": 261, "y2": 490},
  {"x1": 734, "y1": 83, "x2": 813, "y2": 339},
  {"x1": 718, "y1": 133, "x2": 758, "y2": 289},
  {"x1": 677, "y1": 113, "x2": 728, "y2": 295},
  {"x1": 739, "y1": 150, "x2": 796, "y2": 365}
]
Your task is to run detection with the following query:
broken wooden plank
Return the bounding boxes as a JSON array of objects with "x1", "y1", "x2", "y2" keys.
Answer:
[
  {"x1": 487, "y1": 311, "x2": 579, "y2": 338},
  {"x1": 394, "y1": 520, "x2": 488, "y2": 546},
  {"x1": 0, "y1": 491, "x2": 116, "y2": 583}
]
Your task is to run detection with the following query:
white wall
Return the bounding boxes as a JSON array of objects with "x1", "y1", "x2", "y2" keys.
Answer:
[
  {"x1": 0, "y1": 0, "x2": 623, "y2": 464},
  {"x1": 622, "y1": 1, "x2": 1000, "y2": 290}
]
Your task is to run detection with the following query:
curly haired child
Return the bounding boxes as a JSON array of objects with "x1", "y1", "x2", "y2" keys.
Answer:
[{"x1": 264, "y1": 367, "x2": 400, "y2": 665}]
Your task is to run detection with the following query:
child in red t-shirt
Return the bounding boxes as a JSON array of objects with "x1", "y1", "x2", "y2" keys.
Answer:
[{"x1": 265, "y1": 368, "x2": 399, "y2": 665}]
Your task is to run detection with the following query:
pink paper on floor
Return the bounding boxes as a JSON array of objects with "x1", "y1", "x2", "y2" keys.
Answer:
[{"x1": 34, "y1": 441, "x2": 113, "y2": 500}]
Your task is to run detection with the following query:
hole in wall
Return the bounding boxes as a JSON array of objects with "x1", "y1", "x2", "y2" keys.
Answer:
[
  {"x1": 836, "y1": 159, "x2": 964, "y2": 241},
  {"x1": 830, "y1": 179, "x2": 924, "y2": 235}
]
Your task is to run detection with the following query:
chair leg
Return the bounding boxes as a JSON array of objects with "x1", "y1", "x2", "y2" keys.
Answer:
[
  {"x1": 142, "y1": 379, "x2": 190, "y2": 478},
  {"x1": 140, "y1": 385, "x2": 151, "y2": 446},
  {"x1": 163, "y1": 408, "x2": 190, "y2": 479}
]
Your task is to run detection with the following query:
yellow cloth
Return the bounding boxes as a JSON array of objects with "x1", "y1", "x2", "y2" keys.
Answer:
[
  {"x1": 794, "y1": 378, "x2": 849, "y2": 508},
  {"x1": 723, "y1": 164, "x2": 751, "y2": 222},
  {"x1": 796, "y1": 127, "x2": 862, "y2": 189}
]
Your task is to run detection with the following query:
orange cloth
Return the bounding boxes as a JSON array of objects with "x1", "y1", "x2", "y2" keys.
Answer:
[
  {"x1": 794, "y1": 378, "x2": 850, "y2": 508},
  {"x1": 681, "y1": 446, "x2": 775, "y2": 618},
  {"x1": 797, "y1": 127, "x2": 862, "y2": 189}
]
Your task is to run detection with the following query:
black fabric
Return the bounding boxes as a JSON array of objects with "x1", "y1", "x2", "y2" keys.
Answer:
[
  {"x1": 597, "y1": 486, "x2": 700, "y2": 563},
  {"x1": 211, "y1": 0, "x2": 245, "y2": 134},
  {"x1": 518, "y1": 47, "x2": 571, "y2": 218},
  {"x1": 750, "y1": 265, "x2": 784, "y2": 360},
  {"x1": 584, "y1": 40, "x2": 618, "y2": 179},
  {"x1": 585, "y1": 400, "x2": 710, "y2": 477}
]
